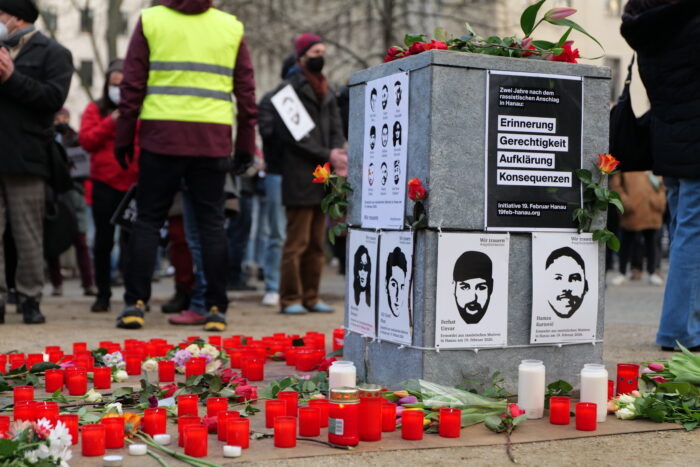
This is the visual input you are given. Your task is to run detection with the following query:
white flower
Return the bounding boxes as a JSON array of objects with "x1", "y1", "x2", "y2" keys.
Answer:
[
  {"x1": 142, "y1": 359, "x2": 158, "y2": 372},
  {"x1": 185, "y1": 344, "x2": 201, "y2": 357},
  {"x1": 104, "y1": 351, "x2": 124, "y2": 368},
  {"x1": 24, "y1": 448, "x2": 39, "y2": 464},
  {"x1": 201, "y1": 344, "x2": 220, "y2": 359},
  {"x1": 105, "y1": 402, "x2": 123, "y2": 415},
  {"x1": 114, "y1": 370, "x2": 129, "y2": 382},
  {"x1": 85, "y1": 388, "x2": 103, "y2": 403},
  {"x1": 49, "y1": 421, "x2": 73, "y2": 449},
  {"x1": 615, "y1": 407, "x2": 636, "y2": 420},
  {"x1": 617, "y1": 394, "x2": 636, "y2": 405},
  {"x1": 205, "y1": 359, "x2": 222, "y2": 374}
]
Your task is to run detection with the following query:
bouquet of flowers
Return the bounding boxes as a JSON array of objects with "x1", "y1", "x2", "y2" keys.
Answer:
[
  {"x1": 0, "y1": 419, "x2": 72, "y2": 466},
  {"x1": 159, "y1": 343, "x2": 227, "y2": 375}
]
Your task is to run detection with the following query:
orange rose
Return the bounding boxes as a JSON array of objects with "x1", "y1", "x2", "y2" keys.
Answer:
[
  {"x1": 597, "y1": 153, "x2": 620, "y2": 174},
  {"x1": 312, "y1": 162, "x2": 331, "y2": 184},
  {"x1": 407, "y1": 178, "x2": 427, "y2": 201},
  {"x1": 123, "y1": 413, "x2": 142, "y2": 437}
]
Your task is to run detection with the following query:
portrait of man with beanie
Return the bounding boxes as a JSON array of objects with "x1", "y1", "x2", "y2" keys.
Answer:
[{"x1": 452, "y1": 251, "x2": 494, "y2": 325}]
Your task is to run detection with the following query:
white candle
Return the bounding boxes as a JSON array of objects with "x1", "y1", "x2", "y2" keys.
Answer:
[
  {"x1": 223, "y1": 445, "x2": 242, "y2": 458},
  {"x1": 328, "y1": 361, "x2": 356, "y2": 391},
  {"x1": 153, "y1": 434, "x2": 171, "y2": 445},
  {"x1": 102, "y1": 455, "x2": 123, "y2": 467},
  {"x1": 517, "y1": 359, "x2": 545, "y2": 419},
  {"x1": 580, "y1": 363, "x2": 608, "y2": 422},
  {"x1": 128, "y1": 444, "x2": 148, "y2": 456}
]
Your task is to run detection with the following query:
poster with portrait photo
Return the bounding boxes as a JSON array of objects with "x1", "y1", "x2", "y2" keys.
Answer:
[
  {"x1": 346, "y1": 229, "x2": 379, "y2": 337},
  {"x1": 361, "y1": 72, "x2": 409, "y2": 230},
  {"x1": 434, "y1": 233, "x2": 509, "y2": 349},
  {"x1": 377, "y1": 230, "x2": 413, "y2": 345},
  {"x1": 530, "y1": 232, "x2": 599, "y2": 344}
]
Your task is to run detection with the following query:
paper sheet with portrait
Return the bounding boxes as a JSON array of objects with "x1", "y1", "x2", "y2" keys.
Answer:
[
  {"x1": 360, "y1": 72, "x2": 409, "y2": 230},
  {"x1": 435, "y1": 233, "x2": 509, "y2": 349},
  {"x1": 530, "y1": 232, "x2": 599, "y2": 344},
  {"x1": 377, "y1": 230, "x2": 413, "y2": 345},
  {"x1": 271, "y1": 84, "x2": 315, "y2": 141},
  {"x1": 346, "y1": 229, "x2": 379, "y2": 337}
]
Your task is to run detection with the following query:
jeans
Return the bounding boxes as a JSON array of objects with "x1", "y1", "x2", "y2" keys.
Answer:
[
  {"x1": 123, "y1": 151, "x2": 228, "y2": 313},
  {"x1": 227, "y1": 190, "x2": 253, "y2": 286},
  {"x1": 262, "y1": 174, "x2": 286, "y2": 292},
  {"x1": 657, "y1": 177, "x2": 700, "y2": 348},
  {"x1": 92, "y1": 180, "x2": 129, "y2": 299},
  {"x1": 182, "y1": 189, "x2": 206, "y2": 314},
  {"x1": 245, "y1": 192, "x2": 269, "y2": 267}
]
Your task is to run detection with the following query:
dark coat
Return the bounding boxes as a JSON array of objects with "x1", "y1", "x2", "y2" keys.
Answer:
[
  {"x1": 273, "y1": 71, "x2": 345, "y2": 207},
  {"x1": 0, "y1": 32, "x2": 73, "y2": 178},
  {"x1": 621, "y1": 0, "x2": 700, "y2": 178}
]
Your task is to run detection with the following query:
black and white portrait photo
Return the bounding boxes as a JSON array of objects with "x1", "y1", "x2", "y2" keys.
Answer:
[
  {"x1": 368, "y1": 162, "x2": 375, "y2": 186},
  {"x1": 394, "y1": 80, "x2": 402, "y2": 107},
  {"x1": 369, "y1": 125, "x2": 376, "y2": 150},
  {"x1": 393, "y1": 121, "x2": 402, "y2": 147},
  {"x1": 381, "y1": 123, "x2": 389, "y2": 148},
  {"x1": 381, "y1": 84, "x2": 389, "y2": 110},
  {"x1": 544, "y1": 247, "x2": 588, "y2": 319},
  {"x1": 452, "y1": 251, "x2": 493, "y2": 325},
  {"x1": 353, "y1": 245, "x2": 372, "y2": 307},
  {"x1": 347, "y1": 230, "x2": 379, "y2": 337},
  {"x1": 380, "y1": 162, "x2": 388, "y2": 186},
  {"x1": 385, "y1": 247, "x2": 407, "y2": 317},
  {"x1": 378, "y1": 231, "x2": 413, "y2": 345},
  {"x1": 393, "y1": 160, "x2": 400, "y2": 185},
  {"x1": 370, "y1": 87, "x2": 377, "y2": 112}
]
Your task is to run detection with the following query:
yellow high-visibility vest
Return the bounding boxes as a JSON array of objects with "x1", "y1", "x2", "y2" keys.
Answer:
[{"x1": 140, "y1": 5, "x2": 243, "y2": 125}]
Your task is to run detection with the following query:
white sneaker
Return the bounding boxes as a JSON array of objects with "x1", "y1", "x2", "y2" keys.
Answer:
[
  {"x1": 608, "y1": 273, "x2": 628, "y2": 286},
  {"x1": 261, "y1": 292, "x2": 280, "y2": 307},
  {"x1": 649, "y1": 273, "x2": 664, "y2": 286}
]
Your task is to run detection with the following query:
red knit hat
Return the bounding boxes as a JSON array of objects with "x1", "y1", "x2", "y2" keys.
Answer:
[{"x1": 294, "y1": 33, "x2": 323, "y2": 58}]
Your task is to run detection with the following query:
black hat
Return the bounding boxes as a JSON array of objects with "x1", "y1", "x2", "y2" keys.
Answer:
[{"x1": 0, "y1": 0, "x2": 39, "y2": 23}]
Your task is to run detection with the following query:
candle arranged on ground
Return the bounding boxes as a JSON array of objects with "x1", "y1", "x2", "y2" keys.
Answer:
[
  {"x1": 265, "y1": 400, "x2": 286, "y2": 429},
  {"x1": 580, "y1": 364, "x2": 608, "y2": 422},
  {"x1": 143, "y1": 408, "x2": 167, "y2": 436},
  {"x1": 358, "y1": 384, "x2": 383, "y2": 442},
  {"x1": 332, "y1": 328, "x2": 344, "y2": 351},
  {"x1": 34, "y1": 401, "x2": 59, "y2": 426},
  {"x1": 103, "y1": 417, "x2": 125, "y2": 449},
  {"x1": 218, "y1": 411, "x2": 240, "y2": 441},
  {"x1": 575, "y1": 402, "x2": 597, "y2": 431},
  {"x1": 81, "y1": 424, "x2": 106, "y2": 457},
  {"x1": 274, "y1": 416, "x2": 296, "y2": 448},
  {"x1": 223, "y1": 445, "x2": 242, "y2": 458},
  {"x1": 328, "y1": 361, "x2": 356, "y2": 391},
  {"x1": 298, "y1": 407, "x2": 321, "y2": 437},
  {"x1": 14, "y1": 401, "x2": 34, "y2": 422},
  {"x1": 26, "y1": 353, "x2": 43, "y2": 369},
  {"x1": 158, "y1": 360, "x2": 175, "y2": 382},
  {"x1": 92, "y1": 367, "x2": 112, "y2": 390},
  {"x1": 328, "y1": 387, "x2": 360, "y2": 447},
  {"x1": 58, "y1": 414, "x2": 79, "y2": 444},
  {"x1": 382, "y1": 402, "x2": 397, "y2": 432},
  {"x1": 177, "y1": 394, "x2": 199, "y2": 417},
  {"x1": 438, "y1": 408, "x2": 461, "y2": 438},
  {"x1": 549, "y1": 396, "x2": 571, "y2": 425},
  {"x1": 277, "y1": 390, "x2": 299, "y2": 417},
  {"x1": 0, "y1": 416, "x2": 9, "y2": 437},
  {"x1": 185, "y1": 357, "x2": 206, "y2": 379},
  {"x1": 65, "y1": 367, "x2": 88, "y2": 396},
  {"x1": 616, "y1": 363, "x2": 639, "y2": 395},
  {"x1": 401, "y1": 409, "x2": 424, "y2": 441},
  {"x1": 13, "y1": 385, "x2": 34, "y2": 403},
  {"x1": 245, "y1": 357, "x2": 265, "y2": 381},
  {"x1": 608, "y1": 379, "x2": 614, "y2": 400},
  {"x1": 44, "y1": 369, "x2": 64, "y2": 393},
  {"x1": 73, "y1": 342, "x2": 87, "y2": 354},
  {"x1": 177, "y1": 416, "x2": 200, "y2": 447},
  {"x1": 517, "y1": 360, "x2": 545, "y2": 419},
  {"x1": 226, "y1": 418, "x2": 250, "y2": 449},
  {"x1": 206, "y1": 397, "x2": 228, "y2": 418},
  {"x1": 184, "y1": 425, "x2": 208, "y2": 457},
  {"x1": 124, "y1": 353, "x2": 141, "y2": 376},
  {"x1": 309, "y1": 398, "x2": 329, "y2": 428}
]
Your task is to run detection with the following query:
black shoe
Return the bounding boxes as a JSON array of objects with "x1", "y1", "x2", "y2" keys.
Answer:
[
  {"x1": 91, "y1": 296, "x2": 111, "y2": 312},
  {"x1": 20, "y1": 297, "x2": 45, "y2": 324},
  {"x1": 0, "y1": 303, "x2": 4, "y2": 324},
  {"x1": 203, "y1": 307, "x2": 226, "y2": 332},
  {"x1": 257, "y1": 268, "x2": 264, "y2": 281},
  {"x1": 661, "y1": 346, "x2": 676, "y2": 352},
  {"x1": 161, "y1": 286, "x2": 191, "y2": 314},
  {"x1": 116, "y1": 301, "x2": 146, "y2": 329},
  {"x1": 7, "y1": 289, "x2": 17, "y2": 306}
]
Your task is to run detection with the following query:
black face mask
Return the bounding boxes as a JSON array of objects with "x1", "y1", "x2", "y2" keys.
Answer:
[
  {"x1": 305, "y1": 55, "x2": 325, "y2": 73},
  {"x1": 54, "y1": 123, "x2": 69, "y2": 134}
]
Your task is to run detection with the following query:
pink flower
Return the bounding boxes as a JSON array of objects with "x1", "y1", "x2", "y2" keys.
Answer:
[
  {"x1": 507, "y1": 403, "x2": 526, "y2": 418},
  {"x1": 220, "y1": 368, "x2": 239, "y2": 384},
  {"x1": 202, "y1": 415, "x2": 218, "y2": 433},
  {"x1": 544, "y1": 7, "x2": 577, "y2": 21},
  {"x1": 160, "y1": 384, "x2": 178, "y2": 398},
  {"x1": 648, "y1": 362, "x2": 665, "y2": 372},
  {"x1": 650, "y1": 375, "x2": 668, "y2": 384},
  {"x1": 235, "y1": 384, "x2": 258, "y2": 401}
]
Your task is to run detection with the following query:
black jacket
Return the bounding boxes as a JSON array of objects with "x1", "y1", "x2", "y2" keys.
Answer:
[
  {"x1": 258, "y1": 90, "x2": 283, "y2": 175},
  {"x1": 621, "y1": 0, "x2": 700, "y2": 178},
  {"x1": 271, "y1": 71, "x2": 345, "y2": 207},
  {"x1": 0, "y1": 32, "x2": 73, "y2": 178}
]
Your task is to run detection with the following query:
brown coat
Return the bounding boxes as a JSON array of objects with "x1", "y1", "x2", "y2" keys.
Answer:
[{"x1": 609, "y1": 171, "x2": 666, "y2": 231}]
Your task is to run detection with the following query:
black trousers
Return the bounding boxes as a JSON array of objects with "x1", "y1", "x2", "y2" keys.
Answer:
[
  {"x1": 124, "y1": 150, "x2": 229, "y2": 312},
  {"x1": 619, "y1": 228, "x2": 658, "y2": 275},
  {"x1": 92, "y1": 180, "x2": 129, "y2": 299}
]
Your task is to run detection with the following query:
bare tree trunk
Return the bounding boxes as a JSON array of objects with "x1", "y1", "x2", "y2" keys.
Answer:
[{"x1": 106, "y1": 0, "x2": 124, "y2": 62}]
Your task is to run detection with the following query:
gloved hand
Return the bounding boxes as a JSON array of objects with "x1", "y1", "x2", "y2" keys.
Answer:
[
  {"x1": 231, "y1": 150, "x2": 253, "y2": 175},
  {"x1": 115, "y1": 144, "x2": 134, "y2": 170}
]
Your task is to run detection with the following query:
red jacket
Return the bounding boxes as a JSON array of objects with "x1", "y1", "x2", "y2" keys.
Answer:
[{"x1": 79, "y1": 101, "x2": 139, "y2": 192}]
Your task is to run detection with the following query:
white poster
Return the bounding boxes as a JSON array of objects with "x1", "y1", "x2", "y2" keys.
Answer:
[
  {"x1": 360, "y1": 72, "x2": 409, "y2": 230},
  {"x1": 271, "y1": 84, "x2": 315, "y2": 141},
  {"x1": 530, "y1": 233, "x2": 599, "y2": 344},
  {"x1": 377, "y1": 231, "x2": 413, "y2": 345},
  {"x1": 435, "y1": 233, "x2": 509, "y2": 348},
  {"x1": 346, "y1": 229, "x2": 378, "y2": 337}
]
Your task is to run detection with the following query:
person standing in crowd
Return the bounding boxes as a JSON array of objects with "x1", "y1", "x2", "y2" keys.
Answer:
[
  {"x1": 115, "y1": 0, "x2": 257, "y2": 331},
  {"x1": 622, "y1": 0, "x2": 700, "y2": 350},
  {"x1": 276, "y1": 33, "x2": 347, "y2": 315},
  {"x1": 0, "y1": 0, "x2": 72, "y2": 324},
  {"x1": 79, "y1": 59, "x2": 138, "y2": 313}
]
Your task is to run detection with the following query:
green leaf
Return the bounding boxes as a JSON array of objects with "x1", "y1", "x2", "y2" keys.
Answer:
[
  {"x1": 434, "y1": 27, "x2": 447, "y2": 43},
  {"x1": 683, "y1": 422, "x2": 698, "y2": 431},
  {"x1": 546, "y1": 18, "x2": 605, "y2": 52},
  {"x1": 609, "y1": 198, "x2": 624, "y2": 214},
  {"x1": 555, "y1": 27, "x2": 573, "y2": 48},
  {"x1": 512, "y1": 414, "x2": 527, "y2": 426},
  {"x1": 592, "y1": 229, "x2": 606, "y2": 242},
  {"x1": 521, "y1": 0, "x2": 546, "y2": 36},
  {"x1": 606, "y1": 234, "x2": 621, "y2": 252},
  {"x1": 29, "y1": 361, "x2": 60, "y2": 373},
  {"x1": 575, "y1": 169, "x2": 592, "y2": 184},
  {"x1": 404, "y1": 34, "x2": 426, "y2": 47},
  {"x1": 0, "y1": 438, "x2": 19, "y2": 457},
  {"x1": 484, "y1": 414, "x2": 505, "y2": 433},
  {"x1": 328, "y1": 227, "x2": 336, "y2": 245},
  {"x1": 532, "y1": 40, "x2": 555, "y2": 50}
]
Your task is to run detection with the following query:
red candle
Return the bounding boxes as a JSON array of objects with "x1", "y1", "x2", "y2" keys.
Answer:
[
  {"x1": 26, "y1": 353, "x2": 44, "y2": 369},
  {"x1": 332, "y1": 328, "x2": 344, "y2": 351},
  {"x1": 245, "y1": 357, "x2": 264, "y2": 381},
  {"x1": 185, "y1": 357, "x2": 206, "y2": 379},
  {"x1": 328, "y1": 388, "x2": 360, "y2": 446},
  {"x1": 187, "y1": 336, "x2": 201, "y2": 342},
  {"x1": 0, "y1": 416, "x2": 10, "y2": 437},
  {"x1": 401, "y1": 410, "x2": 424, "y2": 440},
  {"x1": 93, "y1": 367, "x2": 112, "y2": 390},
  {"x1": 616, "y1": 364, "x2": 640, "y2": 395},
  {"x1": 265, "y1": 400, "x2": 286, "y2": 429},
  {"x1": 184, "y1": 424, "x2": 208, "y2": 457},
  {"x1": 208, "y1": 335, "x2": 222, "y2": 347},
  {"x1": 309, "y1": 398, "x2": 329, "y2": 428},
  {"x1": 65, "y1": 367, "x2": 87, "y2": 396},
  {"x1": 178, "y1": 394, "x2": 199, "y2": 417},
  {"x1": 45, "y1": 345, "x2": 61, "y2": 353},
  {"x1": 73, "y1": 342, "x2": 88, "y2": 354},
  {"x1": 284, "y1": 347, "x2": 297, "y2": 366},
  {"x1": 44, "y1": 369, "x2": 64, "y2": 393},
  {"x1": 295, "y1": 349, "x2": 316, "y2": 372},
  {"x1": 58, "y1": 414, "x2": 79, "y2": 445},
  {"x1": 438, "y1": 408, "x2": 461, "y2": 438},
  {"x1": 0, "y1": 354, "x2": 6, "y2": 374},
  {"x1": 206, "y1": 397, "x2": 228, "y2": 418},
  {"x1": 575, "y1": 402, "x2": 597, "y2": 431},
  {"x1": 549, "y1": 396, "x2": 571, "y2": 425},
  {"x1": 229, "y1": 349, "x2": 244, "y2": 369},
  {"x1": 358, "y1": 385, "x2": 383, "y2": 442},
  {"x1": 125, "y1": 353, "x2": 141, "y2": 376},
  {"x1": 177, "y1": 416, "x2": 200, "y2": 447},
  {"x1": 35, "y1": 401, "x2": 59, "y2": 426},
  {"x1": 608, "y1": 379, "x2": 615, "y2": 400},
  {"x1": 14, "y1": 385, "x2": 34, "y2": 402},
  {"x1": 143, "y1": 408, "x2": 167, "y2": 436},
  {"x1": 382, "y1": 403, "x2": 397, "y2": 432},
  {"x1": 103, "y1": 416, "x2": 125, "y2": 449},
  {"x1": 226, "y1": 418, "x2": 250, "y2": 449},
  {"x1": 13, "y1": 400, "x2": 34, "y2": 421},
  {"x1": 274, "y1": 416, "x2": 296, "y2": 448},
  {"x1": 8, "y1": 354, "x2": 25, "y2": 370},
  {"x1": 158, "y1": 360, "x2": 175, "y2": 382},
  {"x1": 298, "y1": 406, "x2": 321, "y2": 437},
  {"x1": 47, "y1": 351, "x2": 64, "y2": 363},
  {"x1": 278, "y1": 390, "x2": 299, "y2": 417},
  {"x1": 81, "y1": 424, "x2": 106, "y2": 457},
  {"x1": 217, "y1": 411, "x2": 240, "y2": 441}
]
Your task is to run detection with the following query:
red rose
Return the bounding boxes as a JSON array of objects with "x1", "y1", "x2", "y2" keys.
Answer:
[
  {"x1": 160, "y1": 383, "x2": 178, "y2": 398},
  {"x1": 384, "y1": 46, "x2": 406, "y2": 62},
  {"x1": 220, "y1": 368, "x2": 238, "y2": 385},
  {"x1": 507, "y1": 403, "x2": 526, "y2": 418},
  {"x1": 408, "y1": 42, "x2": 426, "y2": 55},
  {"x1": 235, "y1": 384, "x2": 258, "y2": 401},
  {"x1": 316, "y1": 357, "x2": 337, "y2": 374},
  {"x1": 407, "y1": 178, "x2": 427, "y2": 201},
  {"x1": 551, "y1": 44, "x2": 580, "y2": 64},
  {"x1": 428, "y1": 40, "x2": 448, "y2": 50}
]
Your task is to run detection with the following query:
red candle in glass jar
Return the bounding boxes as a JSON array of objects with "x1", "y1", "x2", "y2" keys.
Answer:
[
  {"x1": 58, "y1": 414, "x2": 79, "y2": 445},
  {"x1": 0, "y1": 354, "x2": 6, "y2": 374},
  {"x1": 274, "y1": 416, "x2": 296, "y2": 448},
  {"x1": 616, "y1": 364, "x2": 640, "y2": 395},
  {"x1": 35, "y1": 401, "x2": 59, "y2": 426},
  {"x1": 217, "y1": 411, "x2": 239, "y2": 441},
  {"x1": 26, "y1": 353, "x2": 43, "y2": 369},
  {"x1": 265, "y1": 400, "x2": 286, "y2": 428},
  {"x1": 158, "y1": 360, "x2": 175, "y2": 382},
  {"x1": 382, "y1": 403, "x2": 397, "y2": 432},
  {"x1": 65, "y1": 368, "x2": 88, "y2": 396},
  {"x1": 278, "y1": 391, "x2": 299, "y2": 417},
  {"x1": 177, "y1": 416, "x2": 200, "y2": 447},
  {"x1": 143, "y1": 408, "x2": 167, "y2": 436},
  {"x1": 73, "y1": 342, "x2": 87, "y2": 354},
  {"x1": 47, "y1": 351, "x2": 64, "y2": 363},
  {"x1": 92, "y1": 367, "x2": 111, "y2": 390},
  {"x1": 13, "y1": 400, "x2": 34, "y2": 421},
  {"x1": 328, "y1": 388, "x2": 360, "y2": 446},
  {"x1": 44, "y1": 369, "x2": 64, "y2": 393},
  {"x1": 0, "y1": 416, "x2": 10, "y2": 437},
  {"x1": 298, "y1": 407, "x2": 321, "y2": 437},
  {"x1": 229, "y1": 349, "x2": 244, "y2": 369},
  {"x1": 332, "y1": 328, "x2": 344, "y2": 351},
  {"x1": 284, "y1": 347, "x2": 298, "y2": 366},
  {"x1": 185, "y1": 357, "x2": 206, "y2": 379},
  {"x1": 309, "y1": 398, "x2": 329, "y2": 428},
  {"x1": 245, "y1": 357, "x2": 264, "y2": 381},
  {"x1": 103, "y1": 416, "x2": 125, "y2": 449},
  {"x1": 8, "y1": 354, "x2": 25, "y2": 370},
  {"x1": 575, "y1": 402, "x2": 597, "y2": 431},
  {"x1": 124, "y1": 353, "x2": 141, "y2": 376},
  {"x1": 438, "y1": 408, "x2": 461, "y2": 438},
  {"x1": 14, "y1": 385, "x2": 34, "y2": 402},
  {"x1": 401, "y1": 410, "x2": 424, "y2": 440},
  {"x1": 358, "y1": 385, "x2": 383, "y2": 442},
  {"x1": 184, "y1": 424, "x2": 208, "y2": 457},
  {"x1": 608, "y1": 379, "x2": 615, "y2": 400},
  {"x1": 549, "y1": 396, "x2": 571, "y2": 425},
  {"x1": 208, "y1": 335, "x2": 222, "y2": 347},
  {"x1": 226, "y1": 418, "x2": 250, "y2": 449},
  {"x1": 81, "y1": 424, "x2": 106, "y2": 456},
  {"x1": 206, "y1": 397, "x2": 228, "y2": 418},
  {"x1": 295, "y1": 349, "x2": 316, "y2": 372},
  {"x1": 178, "y1": 394, "x2": 199, "y2": 417}
]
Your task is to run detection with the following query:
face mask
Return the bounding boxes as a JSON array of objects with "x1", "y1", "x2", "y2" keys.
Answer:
[
  {"x1": 0, "y1": 21, "x2": 8, "y2": 41},
  {"x1": 54, "y1": 123, "x2": 69, "y2": 134},
  {"x1": 108, "y1": 86, "x2": 121, "y2": 105},
  {"x1": 305, "y1": 55, "x2": 325, "y2": 73}
]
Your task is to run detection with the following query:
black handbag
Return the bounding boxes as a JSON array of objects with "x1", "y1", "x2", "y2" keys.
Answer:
[
  {"x1": 609, "y1": 55, "x2": 653, "y2": 172},
  {"x1": 43, "y1": 188, "x2": 78, "y2": 259}
]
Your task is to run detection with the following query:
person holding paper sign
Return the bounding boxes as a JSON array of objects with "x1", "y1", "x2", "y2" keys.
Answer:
[{"x1": 274, "y1": 33, "x2": 347, "y2": 315}]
